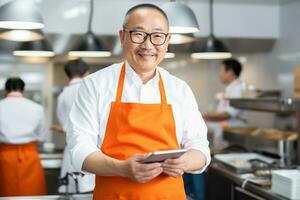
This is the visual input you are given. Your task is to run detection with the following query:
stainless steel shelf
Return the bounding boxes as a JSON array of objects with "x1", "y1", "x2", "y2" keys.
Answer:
[
  {"x1": 230, "y1": 98, "x2": 299, "y2": 114},
  {"x1": 229, "y1": 98, "x2": 300, "y2": 164}
]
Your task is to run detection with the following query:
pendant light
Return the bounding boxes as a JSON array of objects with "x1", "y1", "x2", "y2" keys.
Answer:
[
  {"x1": 13, "y1": 39, "x2": 55, "y2": 57},
  {"x1": 165, "y1": 52, "x2": 175, "y2": 59},
  {"x1": 0, "y1": 0, "x2": 44, "y2": 30},
  {"x1": 169, "y1": 33, "x2": 196, "y2": 44},
  {"x1": 0, "y1": 29, "x2": 44, "y2": 41},
  {"x1": 68, "y1": 0, "x2": 111, "y2": 58},
  {"x1": 161, "y1": 0, "x2": 199, "y2": 34},
  {"x1": 191, "y1": 0, "x2": 232, "y2": 59}
]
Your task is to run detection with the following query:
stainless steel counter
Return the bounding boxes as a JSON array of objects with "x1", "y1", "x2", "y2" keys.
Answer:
[
  {"x1": 39, "y1": 152, "x2": 63, "y2": 169},
  {"x1": 38, "y1": 151, "x2": 64, "y2": 194},
  {"x1": 211, "y1": 162, "x2": 289, "y2": 200},
  {"x1": 229, "y1": 98, "x2": 300, "y2": 164}
]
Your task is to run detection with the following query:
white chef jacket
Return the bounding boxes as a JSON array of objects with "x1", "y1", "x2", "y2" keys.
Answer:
[
  {"x1": 57, "y1": 78, "x2": 95, "y2": 193},
  {"x1": 216, "y1": 79, "x2": 247, "y2": 127},
  {"x1": 67, "y1": 62, "x2": 211, "y2": 174},
  {"x1": 208, "y1": 79, "x2": 247, "y2": 148},
  {"x1": 57, "y1": 78, "x2": 82, "y2": 130},
  {"x1": 0, "y1": 92, "x2": 46, "y2": 144}
]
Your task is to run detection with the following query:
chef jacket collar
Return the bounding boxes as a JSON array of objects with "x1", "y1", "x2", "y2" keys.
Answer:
[
  {"x1": 125, "y1": 61, "x2": 160, "y2": 87},
  {"x1": 6, "y1": 91, "x2": 23, "y2": 98},
  {"x1": 69, "y1": 78, "x2": 82, "y2": 86},
  {"x1": 226, "y1": 78, "x2": 242, "y2": 90}
]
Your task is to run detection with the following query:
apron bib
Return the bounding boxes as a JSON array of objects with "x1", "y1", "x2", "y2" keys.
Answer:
[{"x1": 93, "y1": 63, "x2": 186, "y2": 200}]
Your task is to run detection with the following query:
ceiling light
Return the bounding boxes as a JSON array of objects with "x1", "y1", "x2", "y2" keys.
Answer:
[
  {"x1": 165, "y1": 52, "x2": 175, "y2": 59},
  {"x1": 68, "y1": 0, "x2": 111, "y2": 57},
  {"x1": 169, "y1": 34, "x2": 196, "y2": 44},
  {"x1": 0, "y1": 0, "x2": 44, "y2": 29},
  {"x1": 69, "y1": 51, "x2": 111, "y2": 58},
  {"x1": 0, "y1": 29, "x2": 44, "y2": 41},
  {"x1": 191, "y1": 0, "x2": 232, "y2": 59},
  {"x1": 161, "y1": 1, "x2": 199, "y2": 34},
  {"x1": 69, "y1": 32, "x2": 111, "y2": 57},
  {"x1": 191, "y1": 52, "x2": 232, "y2": 59},
  {"x1": 13, "y1": 39, "x2": 55, "y2": 57},
  {"x1": 191, "y1": 35, "x2": 232, "y2": 59}
]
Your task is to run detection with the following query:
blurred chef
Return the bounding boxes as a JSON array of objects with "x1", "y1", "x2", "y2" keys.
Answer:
[
  {"x1": 0, "y1": 77, "x2": 47, "y2": 196},
  {"x1": 203, "y1": 58, "x2": 247, "y2": 148},
  {"x1": 56, "y1": 59, "x2": 94, "y2": 193}
]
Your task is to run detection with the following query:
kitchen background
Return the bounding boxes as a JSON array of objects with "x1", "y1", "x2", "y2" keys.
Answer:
[
  {"x1": 1, "y1": 0, "x2": 299, "y2": 148},
  {"x1": 0, "y1": 0, "x2": 300, "y2": 199}
]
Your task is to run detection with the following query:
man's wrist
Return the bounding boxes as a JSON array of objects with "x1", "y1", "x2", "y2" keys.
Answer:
[{"x1": 112, "y1": 159, "x2": 128, "y2": 177}]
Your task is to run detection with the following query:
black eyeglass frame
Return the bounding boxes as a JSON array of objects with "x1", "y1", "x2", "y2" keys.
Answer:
[{"x1": 123, "y1": 29, "x2": 169, "y2": 46}]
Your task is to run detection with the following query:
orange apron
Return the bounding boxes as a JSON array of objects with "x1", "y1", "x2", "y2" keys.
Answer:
[
  {"x1": 93, "y1": 63, "x2": 186, "y2": 200},
  {"x1": 0, "y1": 142, "x2": 46, "y2": 196}
]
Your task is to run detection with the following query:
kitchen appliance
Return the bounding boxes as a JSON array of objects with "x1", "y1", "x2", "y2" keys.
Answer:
[{"x1": 272, "y1": 169, "x2": 300, "y2": 199}]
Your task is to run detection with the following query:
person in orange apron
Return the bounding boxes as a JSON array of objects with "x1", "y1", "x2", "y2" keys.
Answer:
[
  {"x1": 0, "y1": 77, "x2": 47, "y2": 196},
  {"x1": 67, "y1": 4, "x2": 211, "y2": 200}
]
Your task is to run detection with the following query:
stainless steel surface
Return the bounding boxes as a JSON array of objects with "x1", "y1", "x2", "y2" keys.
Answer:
[
  {"x1": 234, "y1": 187, "x2": 266, "y2": 200},
  {"x1": 223, "y1": 129, "x2": 296, "y2": 166},
  {"x1": 229, "y1": 98, "x2": 297, "y2": 114},
  {"x1": 211, "y1": 162, "x2": 289, "y2": 200},
  {"x1": 278, "y1": 140, "x2": 285, "y2": 166},
  {"x1": 39, "y1": 152, "x2": 63, "y2": 169},
  {"x1": 39, "y1": 153, "x2": 63, "y2": 159},
  {"x1": 0, "y1": 193, "x2": 92, "y2": 200},
  {"x1": 214, "y1": 153, "x2": 277, "y2": 173},
  {"x1": 297, "y1": 103, "x2": 300, "y2": 164},
  {"x1": 229, "y1": 98, "x2": 300, "y2": 165},
  {"x1": 39, "y1": 151, "x2": 63, "y2": 169},
  {"x1": 41, "y1": 159, "x2": 62, "y2": 169}
]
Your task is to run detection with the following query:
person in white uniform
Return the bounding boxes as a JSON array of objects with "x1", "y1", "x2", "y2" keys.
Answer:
[
  {"x1": 56, "y1": 59, "x2": 94, "y2": 193},
  {"x1": 67, "y1": 4, "x2": 210, "y2": 199},
  {"x1": 0, "y1": 77, "x2": 47, "y2": 196},
  {"x1": 203, "y1": 58, "x2": 247, "y2": 148}
]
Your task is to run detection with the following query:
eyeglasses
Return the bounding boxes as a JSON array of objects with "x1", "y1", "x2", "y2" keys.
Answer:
[{"x1": 123, "y1": 29, "x2": 168, "y2": 46}]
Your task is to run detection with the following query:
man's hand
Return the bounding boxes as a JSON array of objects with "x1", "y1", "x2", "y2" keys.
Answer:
[
  {"x1": 83, "y1": 150, "x2": 205, "y2": 181},
  {"x1": 162, "y1": 149, "x2": 206, "y2": 177},
  {"x1": 121, "y1": 154, "x2": 163, "y2": 183},
  {"x1": 161, "y1": 154, "x2": 188, "y2": 178}
]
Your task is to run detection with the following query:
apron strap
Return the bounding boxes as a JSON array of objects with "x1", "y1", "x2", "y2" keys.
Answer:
[
  {"x1": 115, "y1": 62, "x2": 167, "y2": 106},
  {"x1": 158, "y1": 73, "x2": 167, "y2": 105},
  {"x1": 115, "y1": 63, "x2": 126, "y2": 102}
]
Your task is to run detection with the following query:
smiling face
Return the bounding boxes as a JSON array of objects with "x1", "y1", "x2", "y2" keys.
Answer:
[{"x1": 119, "y1": 8, "x2": 170, "y2": 74}]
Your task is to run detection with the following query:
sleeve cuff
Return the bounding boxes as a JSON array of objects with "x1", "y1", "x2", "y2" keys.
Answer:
[
  {"x1": 71, "y1": 143, "x2": 100, "y2": 172},
  {"x1": 187, "y1": 147, "x2": 211, "y2": 174}
]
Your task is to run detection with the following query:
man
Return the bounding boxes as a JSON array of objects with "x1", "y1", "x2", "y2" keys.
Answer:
[
  {"x1": 0, "y1": 77, "x2": 47, "y2": 196},
  {"x1": 56, "y1": 59, "x2": 94, "y2": 193},
  {"x1": 203, "y1": 58, "x2": 247, "y2": 148},
  {"x1": 67, "y1": 4, "x2": 210, "y2": 199}
]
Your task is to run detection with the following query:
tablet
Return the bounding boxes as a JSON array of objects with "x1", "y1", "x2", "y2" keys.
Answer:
[{"x1": 143, "y1": 149, "x2": 187, "y2": 164}]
